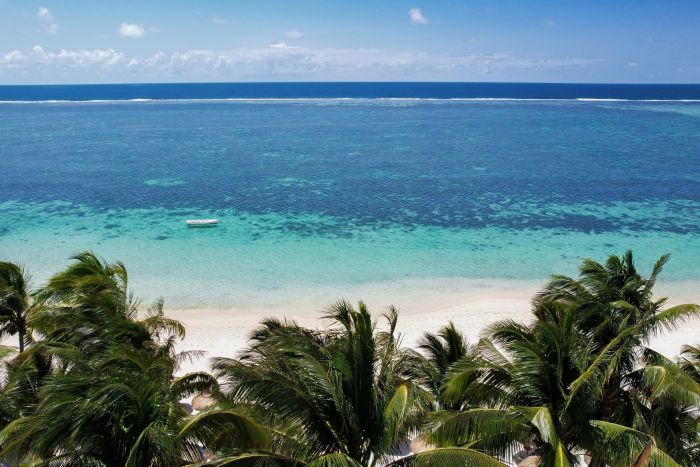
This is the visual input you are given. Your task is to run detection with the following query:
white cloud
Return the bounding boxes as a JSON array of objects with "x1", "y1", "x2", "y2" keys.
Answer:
[
  {"x1": 0, "y1": 44, "x2": 601, "y2": 82},
  {"x1": 119, "y1": 22, "x2": 145, "y2": 38},
  {"x1": 0, "y1": 50, "x2": 24, "y2": 68},
  {"x1": 409, "y1": 8, "x2": 428, "y2": 25},
  {"x1": 37, "y1": 7, "x2": 58, "y2": 34},
  {"x1": 37, "y1": 7, "x2": 51, "y2": 21},
  {"x1": 30, "y1": 44, "x2": 125, "y2": 66},
  {"x1": 211, "y1": 16, "x2": 229, "y2": 25},
  {"x1": 269, "y1": 42, "x2": 298, "y2": 49},
  {"x1": 285, "y1": 29, "x2": 303, "y2": 39}
]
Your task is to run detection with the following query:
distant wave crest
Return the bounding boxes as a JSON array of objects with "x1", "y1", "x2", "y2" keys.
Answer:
[{"x1": 2, "y1": 97, "x2": 700, "y2": 104}]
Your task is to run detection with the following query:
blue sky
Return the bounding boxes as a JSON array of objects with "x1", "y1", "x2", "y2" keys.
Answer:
[{"x1": 1, "y1": 0, "x2": 699, "y2": 84}]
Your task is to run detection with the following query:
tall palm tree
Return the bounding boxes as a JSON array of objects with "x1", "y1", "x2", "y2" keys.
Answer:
[
  {"x1": 432, "y1": 301, "x2": 587, "y2": 465},
  {"x1": 31, "y1": 251, "x2": 185, "y2": 357},
  {"x1": 210, "y1": 301, "x2": 503, "y2": 466},
  {"x1": 0, "y1": 344, "x2": 267, "y2": 466},
  {"x1": 538, "y1": 251, "x2": 697, "y2": 396},
  {"x1": 431, "y1": 252, "x2": 699, "y2": 466},
  {"x1": 433, "y1": 304, "x2": 689, "y2": 466},
  {"x1": 38, "y1": 250, "x2": 132, "y2": 313},
  {"x1": 0, "y1": 262, "x2": 41, "y2": 352},
  {"x1": 0, "y1": 252, "x2": 266, "y2": 466},
  {"x1": 32, "y1": 251, "x2": 140, "y2": 346},
  {"x1": 537, "y1": 250, "x2": 699, "y2": 465}
]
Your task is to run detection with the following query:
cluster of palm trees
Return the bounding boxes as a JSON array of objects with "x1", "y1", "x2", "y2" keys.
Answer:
[{"x1": 0, "y1": 250, "x2": 698, "y2": 466}]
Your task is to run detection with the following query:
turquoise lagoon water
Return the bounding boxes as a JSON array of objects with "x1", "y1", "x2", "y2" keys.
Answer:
[{"x1": 1, "y1": 97, "x2": 699, "y2": 307}]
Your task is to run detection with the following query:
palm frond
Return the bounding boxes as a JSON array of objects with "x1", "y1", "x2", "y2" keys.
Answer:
[
  {"x1": 386, "y1": 447, "x2": 506, "y2": 467},
  {"x1": 589, "y1": 420, "x2": 681, "y2": 467}
]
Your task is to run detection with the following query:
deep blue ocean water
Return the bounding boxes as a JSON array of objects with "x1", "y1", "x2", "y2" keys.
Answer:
[
  {"x1": 0, "y1": 83, "x2": 699, "y2": 307},
  {"x1": 2, "y1": 82, "x2": 700, "y2": 101}
]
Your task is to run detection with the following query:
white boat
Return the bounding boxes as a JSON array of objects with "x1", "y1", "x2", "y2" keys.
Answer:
[{"x1": 186, "y1": 219, "x2": 219, "y2": 227}]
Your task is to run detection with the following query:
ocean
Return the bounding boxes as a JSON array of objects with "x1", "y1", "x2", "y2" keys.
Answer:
[{"x1": 1, "y1": 83, "x2": 699, "y2": 308}]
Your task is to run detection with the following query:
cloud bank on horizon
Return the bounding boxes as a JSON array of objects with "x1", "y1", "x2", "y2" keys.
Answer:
[
  {"x1": 1, "y1": 45, "x2": 601, "y2": 83},
  {"x1": 1, "y1": 1, "x2": 699, "y2": 84}
]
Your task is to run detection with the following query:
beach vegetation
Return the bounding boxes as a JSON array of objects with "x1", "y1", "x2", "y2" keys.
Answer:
[
  {"x1": 430, "y1": 251, "x2": 700, "y2": 466},
  {"x1": 0, "y1": 262, "x2": 40, "y2": 353},
  {"x1": 0, "y1": 250, "x2": 697, "y2": 466},
  {"x1": 0, "y1": 252, "x2": 265, "y2": 466}
]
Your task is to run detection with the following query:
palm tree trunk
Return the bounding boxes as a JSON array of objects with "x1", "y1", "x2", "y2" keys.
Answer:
[
  {"x1": 18, "y1": 327, "x2": 25, "y2": 353},
  {"x1": 632, "y1": 440, "x2": 653, "y2": 467}
]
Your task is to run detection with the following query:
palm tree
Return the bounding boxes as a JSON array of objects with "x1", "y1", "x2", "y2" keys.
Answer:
[
  {"x1": 0, "y1": 345, "x2": 54, "y2": 431},
  {"x1": 0, "y1": 262, "x2": 41, "y2": 352},
  {"x1": 432, "y1": 301, "x2": 587, "y2": 465},
  {"x1": 431, "y1": 252, "x2": 700, "y2": 466},
  {"x1": 0, "y1": 251, "x2": 269, "y2": 466},
  {"x1": 537, "y1": 250, "x2": 699, "y2": 465},
  {"x1": 433, "y1": 304, "x2": 690, "y2": 466},
  {"x1": 30, "y1": 251, "x2": 187, "y2": 359},
  {"x1": 678, "y1": 344, "x2": 700, "y2": 383},
  {"x1": 31, "y1": 251, "x2": 142, "y2": 348},
  {"x1": 0, "y1": 344, "x2": 267, "y2": 466},
  {"x1": 417, "y1": 322, "x2": 470, "y2": 400},
  {"x1": 679, "y1": 347, "x2": 700, "y2": 461},
  {"x1": 210, "y1": 301, "x2": 503, "y2": 466},
  {"x1": 38, "y1": 250, "x2": 132, "y2": 313},
  {"x1": 632, "y1": 349, "x2": 700, "y2": 465}
]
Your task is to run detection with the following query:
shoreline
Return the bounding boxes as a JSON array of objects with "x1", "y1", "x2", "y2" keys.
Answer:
[
  {"x1": 1, "y1": 277, "x2": 697, "y2": 373},
  {"x1": 167, "y1": 279, "x2": 700, "y2": 374}
]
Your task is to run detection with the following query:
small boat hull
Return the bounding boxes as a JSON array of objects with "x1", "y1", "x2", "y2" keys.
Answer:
[{"x1": 186, "y1": 219, "x2": 219, "y2": 227}]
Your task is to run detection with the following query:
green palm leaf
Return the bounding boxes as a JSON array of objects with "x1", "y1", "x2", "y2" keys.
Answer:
[
  {"x1": 179, "y1": 408, "x2": 271, "y2": 451},
  {"x1": 385, "y1": 447, "x2": 505, "y2": 466},
  {"x1": 305, "y1": 452, "x2": 363, "y2": 467},
  {"x1": 590, "y1": 420, "x2": 681, "y2": 467},
  {"x1": 191, "y1": 452, "x2": 304, "y2": 466}
]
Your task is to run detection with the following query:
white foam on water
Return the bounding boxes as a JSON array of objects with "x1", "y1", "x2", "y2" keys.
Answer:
[{"x1": 1, "y1": 97, "x2": 699, "y2": 104}]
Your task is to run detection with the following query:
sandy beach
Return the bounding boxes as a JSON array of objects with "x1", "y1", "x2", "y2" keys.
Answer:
[
  {"x1": 1, "y1": 277, "x2": 695, "y2": 371},
  {"x1": 168, "y1": 278, "x2": 700, "y2": 374}
]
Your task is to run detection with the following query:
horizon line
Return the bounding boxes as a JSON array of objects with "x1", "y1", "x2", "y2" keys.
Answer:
[{"x1": 2, "y1": 80, "x2": 700, "y2": 87}]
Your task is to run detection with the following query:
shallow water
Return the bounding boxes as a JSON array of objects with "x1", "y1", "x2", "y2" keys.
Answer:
[{"x1": 1, "y1": 99, "x2": 699, "y2": 307}]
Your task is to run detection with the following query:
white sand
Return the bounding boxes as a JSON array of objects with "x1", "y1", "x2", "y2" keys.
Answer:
[
  {"x1": 1, "y1": 278, "x2": 695, "y2": 373},
  {"x1": 168, "y1": 279, "x2": 700, "y2": 374}
]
